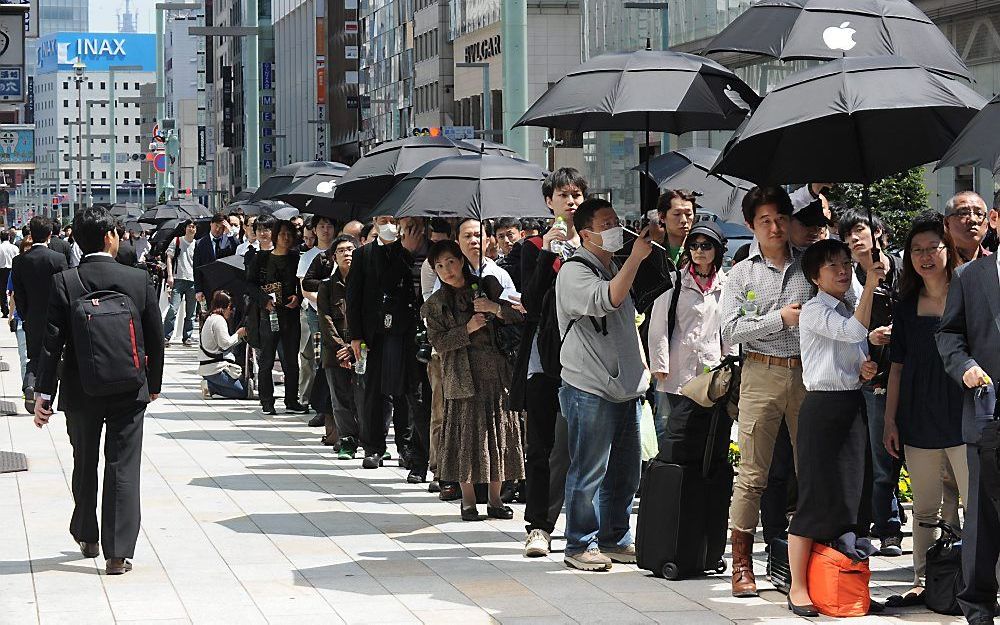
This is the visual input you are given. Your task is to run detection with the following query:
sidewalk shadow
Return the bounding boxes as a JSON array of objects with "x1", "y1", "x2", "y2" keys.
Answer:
[{"x1": 0, "y1": 552, "x2": 101, "y2": 576}]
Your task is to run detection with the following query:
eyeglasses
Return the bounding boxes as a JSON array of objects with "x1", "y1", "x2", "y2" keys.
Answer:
[
  {"x1": 686, "y1": 241, "x2": 714, "y2": 252},
  {"x1": 821, "y1": 260, "x2": 854, "y2": 271},
  {"x1": 948, "y1": 208, "x2": 988, "y2": 221},
  {"x1": 910, "y1": 243, "x2": 946, "y2": 257}
]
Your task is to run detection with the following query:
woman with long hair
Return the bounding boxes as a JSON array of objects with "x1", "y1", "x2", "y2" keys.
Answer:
[
  {"x1": 246, "y1": 219, "x2": 307, "y2": 415},
  {"x1": 199, "y1": 289, "x2": 249, "y2": 399},
  {"x1": 421, "y1": 240, "x2": 525, "y2": 521},
  {"x1": 882, "y1": 212, "x2": 967, "y2": 607}
]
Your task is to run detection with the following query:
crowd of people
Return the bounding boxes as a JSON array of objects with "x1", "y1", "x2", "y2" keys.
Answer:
[{"x1": 12, "y1": 173, "x2": 1000, "y2": 624}]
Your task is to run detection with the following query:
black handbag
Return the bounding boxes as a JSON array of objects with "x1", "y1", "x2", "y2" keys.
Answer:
[{"x1": 923, "y1": 521, "x2": 963, "y2": 616}]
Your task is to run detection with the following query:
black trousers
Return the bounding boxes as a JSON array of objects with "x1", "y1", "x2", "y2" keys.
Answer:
[
  {"x1": 760, "y1": 418, "x2": 795, "y2": 545},
  {"x1": 0, "y1": 267, "x2": 10, "y2": 316},
  {"x1": 406, "y1": 363, "x2": 431, "y2": 471},
  {"x1": 360, "y1": 340, "x2": 404, "y2": 456},
  {"x1": 959, "y1": 443, "x2": 1000, "y2": 623},
  {"x1": 524, "y1": 373, "x2": 563, "y2": 534},
  {"x1": 65, "y1": 401, "x2": 145, "y2": 559},
  {"x1": 309, "y1": 362, "x2": 333, "y2": 414},
  {"x1": 257, "y1": 308, "x2": 300, "y2": 406}
]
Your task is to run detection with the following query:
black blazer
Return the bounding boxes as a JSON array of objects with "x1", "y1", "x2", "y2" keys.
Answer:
[
  {"x1": 193, "y1": 233, "x2": 237, "y2": 294},
  {"x1": 937, "y1": 256, "x2": 1000, "y2": 443},
  {"x1": 345, "y1": 240, "x2": 416, "y2": 345},
  {"x1": 48, "y1": 236, "x2": 72, "y2": 264},
  {"x1": 11, "y1": 244, "x2": 68, "y2": 358},
  {"x1": 115, "y1": 240, "x2": 138, "y2": 266},
  {"x1": 34, "y1": 255, "x2": 164, "y2": 410}
]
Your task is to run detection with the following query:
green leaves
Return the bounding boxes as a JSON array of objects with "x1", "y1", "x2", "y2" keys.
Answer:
[{"x1": 826, "y1": 167, "x2": 930, "y2": 249}]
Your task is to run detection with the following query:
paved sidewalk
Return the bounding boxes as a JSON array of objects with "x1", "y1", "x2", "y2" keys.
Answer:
[{"x1": 0, "y1": 327, "x2": 968, "y2": 624}]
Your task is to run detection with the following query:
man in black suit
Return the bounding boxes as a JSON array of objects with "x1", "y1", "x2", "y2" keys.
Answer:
[
  {"x1": 193, "y1": 212, "x2": 237, "y2": 302},
  {"x1": 12, "y1": 216, "x2": 68, "y2": 403},
  {"x1": 937, "y1": 208, "x2": 1000, "y2": 625},
  {"x1": 32, "y1": 207, "x2": 164, "y2": 576},
  {"x1": 346, "y1": 214, "x2": 420, "y2": 471},
  {"x1": 114, "y1": 226, "x2": 139, "y2": 266},
  {"x1": 47, "y1": 220, "x2": 73, "y2": 264}
]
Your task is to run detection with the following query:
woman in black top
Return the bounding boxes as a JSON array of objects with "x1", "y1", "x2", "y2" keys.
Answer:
[
  {"x1": 882, "y1": 213, "x2": 967, "y2": 606},
  {"x1": 247, "y1": 219, "x2": 307, "y2": 415}
]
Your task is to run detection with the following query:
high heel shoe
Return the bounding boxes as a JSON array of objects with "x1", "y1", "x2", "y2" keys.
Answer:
[{"x1": 786, "y1": 597, "x2": 819, "y2": 617}]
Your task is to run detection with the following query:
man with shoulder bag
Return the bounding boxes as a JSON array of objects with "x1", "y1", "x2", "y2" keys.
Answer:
[{"x1": 32, "y1": 207, "x2": 165, "y2": 576}]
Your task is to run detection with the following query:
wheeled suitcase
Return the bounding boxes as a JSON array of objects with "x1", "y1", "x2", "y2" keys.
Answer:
[{"x1": 767, "y1": 538, "x2": 792, "y2": 593}]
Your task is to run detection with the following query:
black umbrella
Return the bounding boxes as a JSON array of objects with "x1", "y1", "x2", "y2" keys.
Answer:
[
  {"x1": 150, "y1": 217, "x2": 211, "y2": 246},
  {"x1": 199, "y1": 254, "x2": 250, "y2": 302},
  {"x1": 937, "y1": 93, "x2": 1000, "y2": 175},
  {"x1": 139, "y1": 199, "x2": 212, "y2": 224},
  {"x1": 233, "y1": 189, "x2": 257, "y2": 201},
  {"x1": 122, "y1": 217, "x2": 154, "y2": 236},
  {"x1": 252, "y1": 161, "x2": 347, "y2": 201},
  {"x1": 334, "y1": 136, "x2": 481, "y2": 206},
  {"x1": 457, "y1": 139, "x2": 521, "y2": 158},
  {"x1": 632, "y1": 147, "x2": 753, "y2": 223},
  {"x1": 710, "y1": 56, "x2": 984, "y2": 185},
  {"x1": 703, "y1": 0, "x2": 970, "y2": 80},
  {"x1": 273, "y1": 170, "x2": 348, "y2": 211},
  {"x1": 110, "y1": 202, "x2": 143, "y2": 219},
  {"x1": 271, "y1": 206, "x2": 300, "y2": 221},
  {"x1": 361, "y1": 154, "x2": 549, "y2": 223}
]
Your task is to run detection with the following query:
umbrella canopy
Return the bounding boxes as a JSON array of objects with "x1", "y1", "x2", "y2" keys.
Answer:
[
  {"x1": 936, "y1": 93, "x2": 1000, "y2": 175},
  {"x1": 703, "y1": 0, "x2": 970, "y2": 80},
  {"x1": 233, "y1": 189, "x2": 257, "y2": 201},
  {"x1": 457, "y1": 139, "x2": 521, "y2": 158},
  {"x1": 334, "y1": 136, "x2": 481, "y2": 206},
  {"x1": 199, "y1": 254, "x2": 250, "y2": 302},
  {"x1": 711, "y1": 56, "x2": 985, "y2": 185},
  {"x1": 271, "y1": 206, "x2": 300, "y2": 221},
  {"x1": 122, "y1": 217, "x2": 154, "y2": 236},
  {"x1": 632, "y1": 147, "x2": 753, "y2": 223},
  {"x1": 273, "y1": 171, "x2": 346, "y2": 209},
  {"x1": 110, "y1": 202, "x2": 143, "y2": 219},
  {"x1": 361, "y1": 154, "x2": 550, "y2": 222},
  {"x1": 513, "y1": 48, "x2": 760, "y2": 133},
  {"x1": 252, "y1": 160, "x2": 348, "y2": 201}
]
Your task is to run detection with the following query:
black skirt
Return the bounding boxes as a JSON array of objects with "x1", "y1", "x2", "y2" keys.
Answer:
[{"x1": 788, "y1": 389, "x2": 866, "y2": 542}]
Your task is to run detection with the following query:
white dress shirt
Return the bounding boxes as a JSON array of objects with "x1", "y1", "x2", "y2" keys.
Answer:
[
  {"x1": 0, "y1": 240, "x2": 18, "y2": 268},
  {"x1": 431, "y1": 256, "x2": 520, "y2": 302},
  {"x1": 799, "y1": 290, "x2": 870, "y2": 392}
]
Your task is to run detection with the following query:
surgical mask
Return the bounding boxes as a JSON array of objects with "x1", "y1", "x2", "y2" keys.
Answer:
[
  {"x1": 591, "y1": 226, "x2": 624, "y2": 253},
  {"x1": 378, "y1": 222, "x2": 398, "y2": 242},
  {"x1": 228, "y1": 225, "x2": 240, "y2": 237}
]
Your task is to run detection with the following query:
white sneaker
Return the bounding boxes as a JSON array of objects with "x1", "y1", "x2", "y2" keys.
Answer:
[
  {"x1": 603, "y1": 543, "x2": 637, "y2": 564},
  {"x1": 524, "y1": 529, "x2": 551, "y2": 558},
  {"x1": 200, "y1": 380, "x2": 211, "y2": 399},
  {"x1": 565, "y1": 547, "x2": 612, "y2": 571},
  {"x1": 183, "y1": 338, "x2": 197, "y2": 347}
]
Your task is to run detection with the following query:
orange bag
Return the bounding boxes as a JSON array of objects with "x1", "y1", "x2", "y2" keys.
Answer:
[{"x1": 806, "y1": 543, "x2": 871, "y2": 617}]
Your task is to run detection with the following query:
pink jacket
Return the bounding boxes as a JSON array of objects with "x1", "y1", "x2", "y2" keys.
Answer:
[{"x1": 647, "y1": 268, "x2": 734, "y2": 394}]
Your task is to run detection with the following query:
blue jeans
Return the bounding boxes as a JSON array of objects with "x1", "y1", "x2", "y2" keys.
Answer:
[
  {"x1": 864, "y1": 386, "x2": 902, "y2": 537},
  {"x1": 559, "y1": 384, "x2": 641, "y2": 556},
  {"x1": 205, "y1": 371, "x2": 247, "y2": 399},
  {"x1": 164, "y1": 278, "x2": 197, "y2": 341}
]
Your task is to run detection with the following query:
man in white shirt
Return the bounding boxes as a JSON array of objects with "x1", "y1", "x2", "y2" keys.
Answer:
[
  {"x1": 164, "y1": 220, "x2": 199, "y2": 346},
  {"x1": 432, "y1": 218, "x2": 520, "y2": 301},
  {"x1": 297, "y1": 214, "x2": 335, "y2": 413},
  {"x1": 0, "y1": 229, "x2": 18, "y2": 317}
]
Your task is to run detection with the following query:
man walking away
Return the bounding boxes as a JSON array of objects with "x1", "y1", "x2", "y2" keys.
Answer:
[
  {"x1": 0, "y1": 229, "x2": 18, "y2": 317},
  {"x1": 32, "y1": 206, "x2": 164, "y2": 576},
  {"x1": 556, "y1": 198, "x2": 652, "y2": 571}
]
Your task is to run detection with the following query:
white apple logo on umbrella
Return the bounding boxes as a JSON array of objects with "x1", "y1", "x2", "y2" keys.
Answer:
[
  {"x1": 823, "y1": 21, "x2": 858, "y2": 51},
  {"x1": 316, "y1": 180, "x2": 336, "y2": 194}
]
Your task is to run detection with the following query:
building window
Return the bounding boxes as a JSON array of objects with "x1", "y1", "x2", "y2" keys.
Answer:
[
  {"x1": 123, "y1": 118, "x2": 129, "y2": 125},
  {"x1": 123, "y1": 136, "x2": 129, "y2": 143},
  {"x1": 102, "y1": 171, "x2": 107, "y2": 179},
  {"x1": 87, "y1": 81, "x2": 93, "y2": 89},
  {"x1": 100, "y1": 81, "x2": 105, "y2": 90},
  {"x1": 63, "y1": 117, "x2": 69, "y2": 124},
  {"x1": 134, "y1": 118, "x2": 140, "y2": 125},
  {"x1": 62, "y1": 99, "x2": 68, "y2": 107},
  {"x1": 62, "y1": 81, "x2": 68, "y2": 89}
]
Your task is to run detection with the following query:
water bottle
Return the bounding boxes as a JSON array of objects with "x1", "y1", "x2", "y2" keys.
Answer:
[
  {"x1": 550, "y1": 216, "x2": 568, "y2": 256},
  {"x1": 742, "y1": 290, "x2": 758, "y2": 317},
  {"x1": 269, "y1": 309, "x2": 280, "y2": 332},
  {"x1": 313, "y1": 332, "x2": 322, "y2": 363},
  {"x1": 354, "y1": 342, "x2": 368, "y2": 375}
]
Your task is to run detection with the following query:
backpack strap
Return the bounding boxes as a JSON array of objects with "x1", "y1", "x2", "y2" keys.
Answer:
[
  {"x1": 67, "y1": 267, "x2": 87, "y2": 300},
  {"x1": 666, "y1": 268, "x2": 683, "y2": 342},
  {"x1": 560, "y1": 256, "x2": 609, "y2": 339}
]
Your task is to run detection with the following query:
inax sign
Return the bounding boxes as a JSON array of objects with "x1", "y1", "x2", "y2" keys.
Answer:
[{"x1": 36, "y1": 32, "x2": 155, "y2": 74}]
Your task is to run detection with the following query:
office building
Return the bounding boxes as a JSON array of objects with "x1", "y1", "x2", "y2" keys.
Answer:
[
  {"x1": 165, "y1": 10, "x2": 208, "y2": 199},
  {"x1": 359, "y1": 0, "x2": 414, "y2": 148},
  {"x1": 273, "y1": 0, "x2": 327, "y2": 165}
]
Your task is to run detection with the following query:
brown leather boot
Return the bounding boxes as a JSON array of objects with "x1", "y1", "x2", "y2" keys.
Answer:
[{"x1": 730, "y1": 529, "x2": 758, "y2": 597}]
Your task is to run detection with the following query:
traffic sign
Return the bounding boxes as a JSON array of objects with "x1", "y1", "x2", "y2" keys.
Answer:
[{"x1": 153, "y1": 153, "x2": 166, "y2": 173}]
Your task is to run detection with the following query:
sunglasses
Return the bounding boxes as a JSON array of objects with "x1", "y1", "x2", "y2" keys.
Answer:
[{"x1": 686, "y1": 241, "x2": 715, "y2": 252}]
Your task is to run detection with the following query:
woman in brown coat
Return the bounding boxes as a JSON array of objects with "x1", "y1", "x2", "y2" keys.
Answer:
[{"x1": 421, "y1": 240, "x2": 525, "y2": 521}]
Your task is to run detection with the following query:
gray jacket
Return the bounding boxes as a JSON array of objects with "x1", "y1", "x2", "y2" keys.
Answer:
[{"x1": 555, "y1": 246, "x2": 650, "y2": 403}]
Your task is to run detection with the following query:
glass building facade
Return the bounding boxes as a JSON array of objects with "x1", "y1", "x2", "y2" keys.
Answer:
[{"x1": 360, "y1": 0, "x2": 414, "y2": 147}]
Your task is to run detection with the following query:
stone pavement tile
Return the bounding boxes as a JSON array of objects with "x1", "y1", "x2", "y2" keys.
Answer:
[
  {"x1": 610, "y1": 589, "x2": 707, "y2": 612},
  {"x1": 265, "y1": 614, "x2": 347, "y2": 625},
  {"x1": 452, "y1": 578, "x2": 534, "y2": 600},
  {"x1": 494, "y1": 617, "x2": 577, "y2": 625},
  {"x1": 474, "y1": 595, "x2": 566, "y2": 619},
  {"x1": 186, "y1": 602, "x2": 269, "y2": 625},
  {"x1": 646, "y1": 610, "x2": 732, "y2": 624},
  {"x1": 334, "y1": 596, "x2": 420, "y2": 624},
  {"x1": 411, "y1": 607, "x2": 499, "y2": 624},
  {"x1": 227, "y1": 579, "x2": 332, "y2": 616},
  {"x1": 555, "y1": 600, "x2": 655, "y2": 624},
  {"x1": 38, "y1": 610, "x2": 116, "y2": 625},
  {"x1": 117, "y1": 620, "x2": 192, "y2": 625},
  {"x1": 109, "y1": 598, "x2": 190, "y2": 622}
]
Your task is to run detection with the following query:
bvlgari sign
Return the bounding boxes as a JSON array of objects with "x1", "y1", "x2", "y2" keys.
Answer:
[{"x1": 464, "y1": 34, "x2": 500, "y2": 64}]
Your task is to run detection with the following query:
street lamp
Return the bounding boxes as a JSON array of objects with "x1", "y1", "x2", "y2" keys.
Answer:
[
  {"x1": 456, "y1": 62, "x2": 494, "y2": 142},
  {"x1": 72, "y1": 58, "x2": 87, "y2": 211}
]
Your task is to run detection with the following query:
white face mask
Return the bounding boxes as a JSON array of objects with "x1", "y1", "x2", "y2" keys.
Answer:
[
  {"x1": 228, "y1": 225, "x2": 240, "y2": 238},
  {"x1": 378, "y1": 222, "x2": 398, "y2": 242},
  {"x1": 590, "y1": 226, "x2": 624, "y2": 253}
]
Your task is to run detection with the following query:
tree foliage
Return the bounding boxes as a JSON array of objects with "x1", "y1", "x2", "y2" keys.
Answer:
[{"x1": 826, "y1": 167, "x2": 930, "y2": 249}]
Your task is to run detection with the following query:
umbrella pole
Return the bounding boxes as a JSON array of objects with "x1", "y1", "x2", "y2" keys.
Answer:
[
  {"x1": 864, "y1": 184, "x2": 880, "y2": 263},
  {"x1": 644, "y1": 113, "x2": 651, "y2": 215}
]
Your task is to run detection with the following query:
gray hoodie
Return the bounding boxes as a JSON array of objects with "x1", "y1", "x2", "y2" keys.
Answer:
[{"x1": 555, "y1": 246, "x2": 650, "y2": 403}]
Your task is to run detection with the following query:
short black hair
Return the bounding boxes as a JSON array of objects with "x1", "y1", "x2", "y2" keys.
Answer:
[
  {"x1": 50, "y1": 220, "x2": 61, "y2": 236},
  {"x1": 837, "y1": 207, "x2": 886, "y2": 241},
  {"x1": 542, "y1": 167, "x2": 588, "y2": 200},
  {"x1": 520, "y1": 217, "x2": 542, "y2": 232},
  {"x1": 428, "y1": 239, "x2": 463, "y2": 267},
  {"x1": 310, "y1": 214, "x2": 333, "y2": 229},
  {"x1": 29, "y1": 216, "x2": 52, "y2": 243},
  {"x1": 271, "y1": 219, "x2": 298, "y2": 245},
  {"x1": 496, "y1": 217, "x2": 520, "y2": 231},
  {"x1": 428, "y1": 217, "x2": 452, "y2": 237},
  {"x1": 657, "y1": 189, "x2": 699, "y2": 213},
  {"x1": 210, "y1": 211, "x2": 228, "y2": 225},
  {"x1": 254, "y1": 215, "x2": 275, "y2": 233},
  {"x1": 325, "y1": 234, "x2": 359, "y2": 261},
  {"x1": 741, "y1": 186, "x2": 793, "y2": 224},
  {"x1": 73, "y1": 207, "x2": 117, "y2": 255},
  {"x1": 0, "y1": 230, "x2": 8, "y2": 243},
  {"x1": 360, "y1": 223, "x2": 374, "y2": 241},
  {"x1": 801, "y1": 239, "x2": 851, "y2": 287},
  {"x1": 573, "y1": 198, "x2": 614, "y2": 234}
]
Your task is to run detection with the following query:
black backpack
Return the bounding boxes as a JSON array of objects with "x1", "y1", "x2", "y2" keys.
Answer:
[
  {"x1": 67, "y1": 268, "x2": 147, "y2": 396},
  {"x1": 536, "y1": 256, "x2": 607, "y2": 379}
]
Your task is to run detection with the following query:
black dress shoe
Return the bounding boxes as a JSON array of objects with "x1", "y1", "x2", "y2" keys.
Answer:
[
  {"x1": 361, "y1": 453, "x2": 383, "y2": 469},
  {"x1": 261, "y1": 401, "x2": 277, "y2": 415},
  {"x1": 461, "y1": 506, "x2": 480, "y2": 521},
  {"x1": 786, "y1": 597, "x2": 819, "y2": 617},
  {"x1": 307, "y1": 413, "x2": 325, "y2": 427},
  {"x1": 399, "y1": 453, "x2": 411, "y2": 470},
  {"x1": 427, "y1": 480, "x2": 441, "y2": 493},
  {"x1": 407, "y1": 469, "x2": 426, "y2": 484},
  {"x1": 486, "y1": 504, "x2": 514, "y2": 520},
  {"x1": 79, "y1": 541, "x2": 100, "y2": 558},
  {"x1": 438, "y1": 482, "x2": 461, "y2": 501},
  {"x1": 105, "y1": 558, "x2": 133, "y2": 575},
  {"x1": 285, "y1": 401, "x2": 310, "y2": 413}
]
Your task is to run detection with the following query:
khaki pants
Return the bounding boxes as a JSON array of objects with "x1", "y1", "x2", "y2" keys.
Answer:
[
  {"x1": 729, "y1": 358, "x2": 807, "y2": 534},
  {"x1": 427, "y1": 354, "x2": 444, "y2": 475},
  {"x1": 906, "y1": 444, "x2": 969, "y2": 586}
]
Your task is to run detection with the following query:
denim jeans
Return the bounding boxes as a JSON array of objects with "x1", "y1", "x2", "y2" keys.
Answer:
[
  {"x1": 864, "y1": 386, "x2": 902, "y2": 538},
  {"x1": 164, "y1": 278, "x2": 197, "y2": 341},
  {"x1": 559, "y1": 384, "x2": 641, "y2": 556},
  {"x1": 205, "y1": 371, "x2": 246, "y2": 399}
]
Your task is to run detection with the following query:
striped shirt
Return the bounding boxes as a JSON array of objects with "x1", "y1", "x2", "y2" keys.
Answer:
[
  {"x1": 721, "y1": 242, "x2": 814, "y2": 357},
  {"x1": 799, "y1": 291, "x2": 869, "y2": 391}
]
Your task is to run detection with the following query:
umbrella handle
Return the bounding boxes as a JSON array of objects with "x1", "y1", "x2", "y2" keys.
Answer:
[{"x1": 622, "y1": 226, "x2": 668, "y2": 252}]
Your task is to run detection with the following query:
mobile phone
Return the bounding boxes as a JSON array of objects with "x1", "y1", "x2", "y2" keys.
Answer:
[{"x1": 41, "y1": 399, "x2": 52, "y2": 412}]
